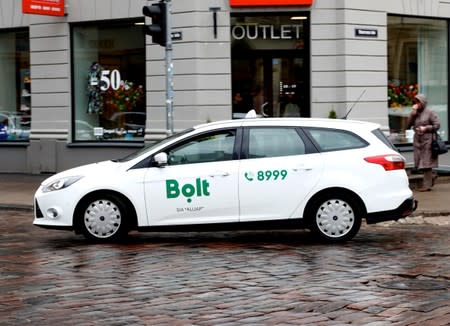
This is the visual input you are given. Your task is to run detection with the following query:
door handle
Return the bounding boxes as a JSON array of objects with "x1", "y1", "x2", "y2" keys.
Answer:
[
  {"x1": 209, "y1": 171, "x2": 230, "y2": 177},
  {"x1": 293, "y1": 164, "x2": 313, "y2": 171}
]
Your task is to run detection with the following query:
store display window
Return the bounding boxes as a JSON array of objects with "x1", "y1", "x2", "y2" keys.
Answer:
[
  {"x1": 0, "y1": 30, "x2": 31, "y2": 142},
  {"x1": 388, "y1": 16, "x2": 448, "y2": 144},
  {"x1": 72, "y1": 20, "x2": 146, "y2": 142}
]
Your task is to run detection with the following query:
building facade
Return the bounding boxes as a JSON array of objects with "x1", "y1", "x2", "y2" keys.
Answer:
[{"x1": 0, "y1": 0, "x2": 448, "y2": 173}]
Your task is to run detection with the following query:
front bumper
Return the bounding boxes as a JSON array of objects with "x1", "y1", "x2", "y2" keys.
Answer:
[
  {"x1": 33, "y1": 188, "x2": 77, "y2": 229},
  {"x1": 366, "y1": 197, "x2": 417, "y2": 224}
]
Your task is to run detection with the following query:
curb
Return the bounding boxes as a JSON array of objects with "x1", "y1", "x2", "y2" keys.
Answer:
[
  {"x1": 0, "y1": 204, "x2": 33, "y2": 212},
  {"x1": 412, "y1": 211, "x2": 450, "y2": 217},
  {"x1": 376, "y1": 215, "x2": 450, "y2": 227}
]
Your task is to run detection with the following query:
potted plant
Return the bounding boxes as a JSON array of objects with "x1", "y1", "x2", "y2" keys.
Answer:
[{"x1": 328, "y1": 109, "x2": 337, "y2": 119}]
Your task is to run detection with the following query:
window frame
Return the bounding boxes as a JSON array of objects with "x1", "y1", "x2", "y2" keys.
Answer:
[
  {"x1": 387, "y1": 14, "x2": 449, "y2": 145},
  {"x1": 69, "y1": 18, "x2": 146, "y2": 145},
  {"x1": 0, "y1": 28, "x2": 31, "y2": 144}
]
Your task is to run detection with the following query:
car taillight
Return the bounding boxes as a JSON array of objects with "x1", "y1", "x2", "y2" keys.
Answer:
[{"x1": 364, "y1": 155, "x2": 405, "y2": 171}]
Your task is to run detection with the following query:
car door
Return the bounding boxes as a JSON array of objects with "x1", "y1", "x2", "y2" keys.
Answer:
[
  {"x1": 143, "y1": 128, "x2": 241, "y2": 226},
  {"x1": 238, "y1": 127, "x2": 324, "y2": 222}
]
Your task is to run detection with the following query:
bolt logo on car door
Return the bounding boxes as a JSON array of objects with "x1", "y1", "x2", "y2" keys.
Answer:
[
  {"x1": 244, "y1": 170, "x2": 288, "y2": 182},
  {"x1": 166, "y1": 178, "x2": 210, "y2": 203}
]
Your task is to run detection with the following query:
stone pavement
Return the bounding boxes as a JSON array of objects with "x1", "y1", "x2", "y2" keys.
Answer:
[{"x1": 1, "y1": 208, "x2": 450, "y2": 325}]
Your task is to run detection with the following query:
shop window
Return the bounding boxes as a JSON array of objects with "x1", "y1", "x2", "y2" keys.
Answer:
[
  {"x1": 0, "y1": 30, "x2": 31, "y2": 142},
  {"x1": 72, "y1": 20, "x2": 146, "y2": 142},
  {"x1": 388, "y1": 16, "x2": 448, "y2": 144}
]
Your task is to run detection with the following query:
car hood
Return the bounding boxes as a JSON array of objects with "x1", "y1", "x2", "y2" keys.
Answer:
[{"x1": 41, "y1": 160, "x2": 121, "y2": 186}]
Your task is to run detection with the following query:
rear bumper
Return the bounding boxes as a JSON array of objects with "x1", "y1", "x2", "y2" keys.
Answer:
[{"x1": 366, "y1": 197, "x2": 417, "y2": 224}]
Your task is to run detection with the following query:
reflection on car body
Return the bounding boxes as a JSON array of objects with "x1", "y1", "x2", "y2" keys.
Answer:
[{"x1": 33, "y1": 118, "x2": 416, "y2": 243}]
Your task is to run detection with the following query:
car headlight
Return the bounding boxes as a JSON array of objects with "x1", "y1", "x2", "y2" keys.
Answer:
[{"x1": 42, "y1": 176, "x2": 84, "y2": 193}]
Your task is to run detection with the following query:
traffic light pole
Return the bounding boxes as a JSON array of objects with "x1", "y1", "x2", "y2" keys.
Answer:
[
  {"x1": 165, "y1": 0, "x2": 174, "y2": 135},
  {"x1": 143, "y1": 0, "x2": 173, "y2": 135}
]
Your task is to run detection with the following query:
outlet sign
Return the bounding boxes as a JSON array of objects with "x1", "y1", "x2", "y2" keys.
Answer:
[
  {"x1": 232, "y1": 24, "x2": 303, "y2": 40},
  {"x1": 230, "y1": 0, "x2": 313, "y2": 6},
  {"x1": 22, "y1": 0, "x2": 65, "y2": 16}
]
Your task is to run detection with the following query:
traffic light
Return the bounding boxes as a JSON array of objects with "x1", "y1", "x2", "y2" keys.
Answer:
[{"x1": 143, "y1": 2, "x2": 167, "y2": 47}]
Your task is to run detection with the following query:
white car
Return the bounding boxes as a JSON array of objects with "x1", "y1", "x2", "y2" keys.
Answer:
[{"x1": 34, "y1": 118, "x2": 416, "y2": 242}]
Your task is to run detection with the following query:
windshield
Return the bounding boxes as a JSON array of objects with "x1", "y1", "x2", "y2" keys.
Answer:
[{"x1": 113, "y1": 128, "x2": 194, "y2": 162}]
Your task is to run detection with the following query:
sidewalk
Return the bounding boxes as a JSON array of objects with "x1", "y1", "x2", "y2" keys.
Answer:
[
  {"x1": 0, "y1": 170, "x2": 449, "y2": 216},
  {"x1": 0, "y1": 173, "x2": 48, "y2": 211}
]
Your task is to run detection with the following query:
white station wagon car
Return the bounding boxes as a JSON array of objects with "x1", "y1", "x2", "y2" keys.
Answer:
[{"x1": 34, "y1": 118, "x2": 416, "y2": 242}]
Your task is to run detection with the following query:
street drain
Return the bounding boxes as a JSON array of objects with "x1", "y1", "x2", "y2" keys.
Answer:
[{"x1": 377, "y1": 276, "x2": 450, "y2": 291}]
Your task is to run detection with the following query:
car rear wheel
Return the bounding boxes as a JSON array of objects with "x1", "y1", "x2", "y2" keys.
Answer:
[
  {"x1": 76, "y1": 194, "x2": 129, "y2": 242},
  {"x1": 308, "y1": 193, "x2": 362, "y2": 242}
]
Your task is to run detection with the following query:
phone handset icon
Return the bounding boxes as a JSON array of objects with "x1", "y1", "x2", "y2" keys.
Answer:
[{"x1": 244, "y1": 172, "x2": 253, "y2": 181}]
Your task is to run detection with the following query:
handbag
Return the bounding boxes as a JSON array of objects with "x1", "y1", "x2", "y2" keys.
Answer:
[{"x1": 431, "y1": 131, "x2": 448, "y2": 157}]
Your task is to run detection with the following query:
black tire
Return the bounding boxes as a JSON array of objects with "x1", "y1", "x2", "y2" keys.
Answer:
[
  {"x1": 307, "y1": 192, "x2": 362, "y2": 242},
  {"x1": 76, "y1": 193, "x2": 129, "y2": 242}
]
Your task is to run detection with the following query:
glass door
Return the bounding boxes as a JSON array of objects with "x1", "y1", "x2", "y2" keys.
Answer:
[
  {"x1": 232, "y1": 53, "x2": 309, "y2": 118},
  {"x1": 231, "y1": 13, "x2": 310, "y2": 119}
]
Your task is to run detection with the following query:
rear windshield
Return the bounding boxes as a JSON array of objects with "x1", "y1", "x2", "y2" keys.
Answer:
[{"x1": 372, "y1": 129, "x2": 398, "y2": 151}]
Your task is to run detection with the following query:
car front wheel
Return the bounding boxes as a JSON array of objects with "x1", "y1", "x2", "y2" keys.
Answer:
[
  {"x1": 76, "y1": 194, "x2": 129, "y2": 242},
  {"x1": 308, "y1": 193, "x2": 362, "y2": 242}
]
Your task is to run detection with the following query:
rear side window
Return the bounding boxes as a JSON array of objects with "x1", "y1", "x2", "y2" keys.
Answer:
[
  {"x1": 305, "y1": 127, "x2": 368, "y2": 152},
  {"x1": 248, "y1": 128, "x2": 306, "y2": 158}
]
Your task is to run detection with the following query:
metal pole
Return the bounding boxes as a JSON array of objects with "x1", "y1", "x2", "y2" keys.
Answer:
[{"x1": 165, "y1": 0, "x2": 174, "y2": 135}]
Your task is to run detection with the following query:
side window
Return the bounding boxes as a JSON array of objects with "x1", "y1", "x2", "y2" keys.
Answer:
[
  {"x1": 167, "y1": 130, "x2": 236, "y2": 165},
  {"x1": 248, "y1": 128, "x2": 305, "y2": 158},
  {"x1": 305, "y1": 128, "x2": 368, "y2": 152}
]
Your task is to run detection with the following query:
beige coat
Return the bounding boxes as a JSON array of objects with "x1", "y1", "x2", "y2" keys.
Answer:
[{"x1": 407, "y1": 95, "x2": 440, "y2": 169}]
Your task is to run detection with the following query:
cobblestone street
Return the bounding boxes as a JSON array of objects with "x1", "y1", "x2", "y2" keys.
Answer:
[{"x1": 1, "y1": 210, "x2": 449, "y2": 325}]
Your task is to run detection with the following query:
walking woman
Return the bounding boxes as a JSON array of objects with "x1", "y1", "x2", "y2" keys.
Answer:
[{"x1": 407, "y1": 94, "x2": 441, "y2": 191}]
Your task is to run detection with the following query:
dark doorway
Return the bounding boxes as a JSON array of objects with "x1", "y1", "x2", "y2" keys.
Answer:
[{"x1": 231, "y1": 14, "x2": 310, "y2": 118}]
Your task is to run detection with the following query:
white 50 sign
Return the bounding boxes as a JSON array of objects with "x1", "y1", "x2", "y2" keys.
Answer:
[{"x1": 90, "y1": 69, "x2": 122, "y2": 91}]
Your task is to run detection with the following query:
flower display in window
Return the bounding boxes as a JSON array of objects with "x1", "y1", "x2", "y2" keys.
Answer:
[
  {"x1": 103, "y1": 81, "x2": 145, "y2": 112},
  {"x1": 388, "y1": 81, "x2": 418, "y2": 108}
]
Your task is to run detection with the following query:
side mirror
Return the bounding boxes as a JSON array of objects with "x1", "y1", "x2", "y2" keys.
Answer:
[{"x1": 153, "y1": 152, "x2": 168, "y2": 167}]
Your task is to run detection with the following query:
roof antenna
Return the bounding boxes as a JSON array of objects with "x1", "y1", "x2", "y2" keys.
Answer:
[{"x1": 343, "y1": 89, "x2": 366, "y2": 119}]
